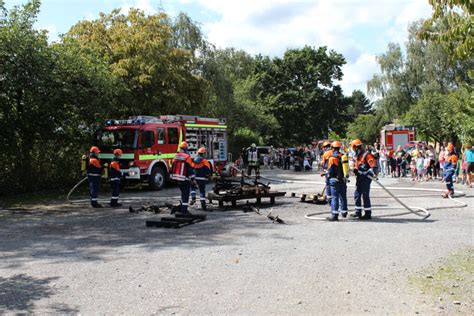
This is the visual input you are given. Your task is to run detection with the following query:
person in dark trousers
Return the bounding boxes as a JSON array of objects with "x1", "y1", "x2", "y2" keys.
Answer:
[
  {"x1": 87, "y1": 146, "x2": 103, "y2": 208},
  {"x1": 351, "y1": 139, "x2": 377, "y2": 220},
  {"x1": 171, "y1": 142, "x2": 196, "y2": 214},
  {"x1": 109, "y1": 148, "x2": 123, "y2": 207},
  {"x1": 246, "y1": 143, "x2": 260, "y2": 178},
  {"x1": 191, "y1": 147, "x2": 211, "y2": 210},
  {"x1": 443, "y1": 143, "x2": 458, "y2": 198},
  {"x1": 326, "y1": 141, "x2": 348, "y2": 221}
]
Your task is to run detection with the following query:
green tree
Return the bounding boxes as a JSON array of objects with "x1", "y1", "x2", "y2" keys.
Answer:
[
  {"x1": 254, "y1": 46, "x2": 347, "y2": 145},
  {"x1": 404, "y1": 88, "x2": 474, "y2": 144},
  {"x1": 419, "y1": 0, "x2": 473, "y2": 60},
  {"x1": 64, "y1": 8, "x2": 208, "y2": 116},
  {"x1": 346, "y1": 113, "x2": 388, "y2": 144},
  {"x1": 347, "y1": 89, "x2": 372, "y2": 119}
]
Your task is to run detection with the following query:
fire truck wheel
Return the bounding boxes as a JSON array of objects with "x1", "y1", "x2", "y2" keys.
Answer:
[{"x1": 149, "y1": 166, "x2": 166, "y2": 190}]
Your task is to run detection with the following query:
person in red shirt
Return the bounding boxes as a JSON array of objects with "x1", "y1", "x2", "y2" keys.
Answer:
[{"x1": 351, "y1": 139, "x2": 377, "y2": 220}]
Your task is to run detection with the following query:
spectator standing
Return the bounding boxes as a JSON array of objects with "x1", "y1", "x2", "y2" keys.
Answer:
[
  {"x1": 379, "y1": 145, "x2": 388, "y2": 177},
  {"x1": 465, "y1": 144, "x2": 474, "y2": 188},
  {"x1": 439, "y1": 145, "x2": 446, "y2": 180},
  {"x1": 416, "y1": 151, "x2": 425, "y2": 181}
]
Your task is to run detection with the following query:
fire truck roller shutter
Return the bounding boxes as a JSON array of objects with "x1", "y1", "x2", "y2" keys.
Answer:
[{"x1": 148, "y1": 160, "x2": 168, "y2": 190}]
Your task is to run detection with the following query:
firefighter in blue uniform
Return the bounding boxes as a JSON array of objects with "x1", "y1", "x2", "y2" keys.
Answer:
[
  {"x1": 443, "y1": 143, "x2": 458, "y2": 198},
  {"x1": 109, "y1": 148, "x2": 123, "y2": 207},
  {"x1": 190, "y1": 147, "x2": 212, "y2": 210},
  {"x1": 321, "y1": 141, "x2": 333, "y2": 200},
  {"x1": 326, "y1": 141, "x2": 348, "y2": 221},
  {"x1": 171, "y1": 142, "x2": 196, "y2": 214},
  {"x1": 87, "y1": 146, "x2": 103, "y2": 208},
  {"x1": 351, "y1": 139, "x2": 377, "y2": 220}
]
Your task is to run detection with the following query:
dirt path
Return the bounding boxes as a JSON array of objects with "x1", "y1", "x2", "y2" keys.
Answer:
[{"x1": 1, "y1": 170, "x2": 472, "y2": 314}]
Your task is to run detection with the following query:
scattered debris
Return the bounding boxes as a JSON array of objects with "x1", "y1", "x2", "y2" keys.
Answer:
[
  {"x1": 146, "y1": 213, "x2": 206, "y2": 229},
  {"x1": 267, "y1": 211, "x2": 285, "y2": 224}
]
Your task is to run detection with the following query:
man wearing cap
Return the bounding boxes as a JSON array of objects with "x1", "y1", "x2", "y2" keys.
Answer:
[
  {"x1": 171, "y1": 142, "x2": 196, "y2": 214},
  {"x1": 109, "y1": 148, "x2": 123, "y2": 207},
  {"x1": 87, "y1": 146, "x2": 103, "y2": 208}
]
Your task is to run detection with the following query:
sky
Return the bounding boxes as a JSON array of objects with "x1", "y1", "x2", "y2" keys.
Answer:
[{"x1": 5, "y1": 0, "x2": 433, "y2": 96}]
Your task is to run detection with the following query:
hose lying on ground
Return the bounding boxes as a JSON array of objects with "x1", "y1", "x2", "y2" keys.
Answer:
[{"x1": 257, "y1": 174, "x2": 467, "y2": 221}]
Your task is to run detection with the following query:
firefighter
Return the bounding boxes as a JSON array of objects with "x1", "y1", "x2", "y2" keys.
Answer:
[
  {"x1": 246, "y1": 143, "x2": 260, "y2": 178},
  {"x1": 321, "y1": 141, "x2": 333, "y2": 200},
  {"x1": 443, "y1": 143, "x2": 458, "y2": 198},
  {"x1": 171, "y1": 142, "x2": 196, "y2": 214},
  {"x1": 326, "y1": 141, "x2": 348, "y2": 221},
  {"x1": 190, "y1": 147, "x2": 211, "y2": 210},
  {"x1": 351, "y1": 139, "x2": 377, "y2": 220},
  {"x1": 109, "y1": 149, "x2": 123, "y2": 207},
  {"x1": 87, "y1": 146, "x2": 103, "y2": 208}
]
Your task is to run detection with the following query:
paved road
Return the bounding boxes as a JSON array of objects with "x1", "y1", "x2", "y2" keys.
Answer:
[{"x1": 0, "y1": 170, "x2": 472, "y2": 314}]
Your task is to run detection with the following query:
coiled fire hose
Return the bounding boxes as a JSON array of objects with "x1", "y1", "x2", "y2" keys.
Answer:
[{"x1": 258, "y1": 174, "x2": 468, "y2": 221}]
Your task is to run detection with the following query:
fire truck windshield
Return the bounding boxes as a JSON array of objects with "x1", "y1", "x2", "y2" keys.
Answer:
[{"x1": 97, "y1": 129, "x2": 138, "y2": 150}]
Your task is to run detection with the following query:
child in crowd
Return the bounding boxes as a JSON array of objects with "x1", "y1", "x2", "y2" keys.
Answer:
[{"x1": 415, "y1": 152, "x2": 425, "y2": 181}]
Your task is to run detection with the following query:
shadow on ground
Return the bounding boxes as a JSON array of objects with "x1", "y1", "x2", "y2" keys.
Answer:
[
  {"x1": 0, "y1": 199, "x2": 284, "y2": 269},
  {"x1": 0, "y1": 274, "x2": 78, "y2": 313}
]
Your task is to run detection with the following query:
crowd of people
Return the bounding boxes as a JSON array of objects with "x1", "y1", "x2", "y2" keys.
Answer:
[{"x1": 239, "y1": 141, "x2": 474, "y2": 189}]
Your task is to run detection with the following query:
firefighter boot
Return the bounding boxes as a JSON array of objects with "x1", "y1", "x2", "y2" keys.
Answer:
[
  {"x1": 341, "y1": 211, "x2": 348, "y2": 218},
  {"x1": 201, "y1": 200, "x2": 207, "y2": 211},
  {"x1": 110, "y1": 202, "x2": 122, "y2": 208},
  {"x1": 326, "y1": 213, "x2": 339, "y2": 221},
  {"x1": 360, "y1": 210, "x2": 372, "y2": 220},
  {"x1": 350, "y1": 211, "x2": 361, "y2": 219}
]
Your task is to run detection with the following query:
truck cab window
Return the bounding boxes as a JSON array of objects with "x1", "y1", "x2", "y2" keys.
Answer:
[
  {"x1": 141, "y1": 130, "x2": 155, "y2": 148},
  {"x1": 157, "y1": 128, "x2": 165, "y2": 145},
  {"x1": 167, "y1": 128, "x2": 179, "y2": 144}
]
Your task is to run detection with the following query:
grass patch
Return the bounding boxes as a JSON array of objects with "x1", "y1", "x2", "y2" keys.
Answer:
[{"x1": 409, "y1": 248, "x2": 473, "y2": 304}]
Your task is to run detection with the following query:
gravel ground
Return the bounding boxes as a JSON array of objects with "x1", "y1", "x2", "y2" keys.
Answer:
[{"x1": 0, "y1": 169, "x2": 472, "y2": 315}]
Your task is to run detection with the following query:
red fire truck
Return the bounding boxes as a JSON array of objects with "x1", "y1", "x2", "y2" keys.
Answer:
[
  {"x1": 93, "y1": 115, "x2": 228, "y2": 190},
  {"x1": 380, "y1": 124, "x2": 416, "y2": 150}
]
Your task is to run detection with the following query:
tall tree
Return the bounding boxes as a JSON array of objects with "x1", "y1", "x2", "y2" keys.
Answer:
[
  {"x1": 255, "y1": 46, "x2": 347, "y2": 144},
  {"x1": 64, "y1": 8, "x2": 208, "y2": 116}
]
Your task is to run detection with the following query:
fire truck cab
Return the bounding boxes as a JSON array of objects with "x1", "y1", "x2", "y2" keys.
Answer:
[
  {"x1": 380, "y1": 124, "x2": 416, "y2": 151},
  {"x1": 94, "y1": 115, "x2": 228, "y2": 190}
]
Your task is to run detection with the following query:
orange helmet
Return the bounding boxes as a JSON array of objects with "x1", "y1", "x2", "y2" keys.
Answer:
[
  {"x1": 197, "y1": 147, "x2": 206, "y2": 154},
  {"x1": 322, "y1": 141, "x2": 330, "y2": 147},
  {"x1": 113, "y1": 149, "x2": 123, "y2": 155},
  {"x1": 447, "y1": 143, "x2": 454, "y2": 151},
  {"x1": 89, "y1": 146, "x2": 100, "y2": 154},
  {"x1": 179, "y1": 141, "x2": 188, "y2": 149},
  {"x1": 351, "y1": 139, "x2": 363, "y2": 147},
  {"x1": 331, "y1": 141, "x2": 342, "y2": 148}
]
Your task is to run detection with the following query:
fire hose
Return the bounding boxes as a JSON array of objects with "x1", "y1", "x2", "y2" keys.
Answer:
[
  {"x1": 66, "y1": 177, "x2": 181, "y2": 205},
  {"x1": 258, "y1": 174, "x2": 468, "y2": 221}
]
